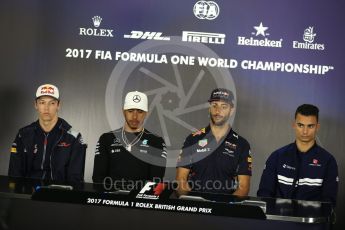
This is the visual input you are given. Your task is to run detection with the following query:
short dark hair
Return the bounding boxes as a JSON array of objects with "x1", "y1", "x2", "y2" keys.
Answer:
[
  {"x1": 295, "y1": 104, "x2": 319, "y2": 121},
  {"x1": 35, "y1": 97, "x2": 60, "y2": 105}
]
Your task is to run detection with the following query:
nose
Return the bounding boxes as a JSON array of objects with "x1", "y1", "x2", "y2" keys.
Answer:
[
  {"x1": 132, "y1": 110, "x2": 138, "y2": 119},
  {"x1": 213, "y1": 106, "x2": 221, "y2": 113},
  {"x1": 43, "y1": 103, "x2": 49, "y2": 111},
  {"x1": 302, "y1": 126, "x2": 308, "y2": 135}
]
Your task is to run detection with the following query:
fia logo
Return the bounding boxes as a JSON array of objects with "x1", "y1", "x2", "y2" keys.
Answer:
[{"x1": 193, "y1": 1, "x2": 220, "y2": 20}]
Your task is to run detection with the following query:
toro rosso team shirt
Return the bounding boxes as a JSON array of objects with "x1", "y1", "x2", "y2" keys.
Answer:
[
  {"x1": 177, "y1": 126, "x2": 252, "y2": 194},
  {"x1": 257, "y1": 143, "x2": 339, "y2": 206},
  {"x1": 8, "y1": 118, "x2": 86, "y2": 182},
  {"x1": 31, "y1": 120, "x2": 61, "y2": 179}
]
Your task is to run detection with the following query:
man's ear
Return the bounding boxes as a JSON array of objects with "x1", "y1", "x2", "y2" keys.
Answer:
[
  {"x1": 230, "y1": 107, "x2": 236, "y2": 116},
  {"x1": 316, "y1": 123, "x2": 320, "y2": 132},
  {"x1": 57, "y1": 100, "x2": 61, "y2": 111}
]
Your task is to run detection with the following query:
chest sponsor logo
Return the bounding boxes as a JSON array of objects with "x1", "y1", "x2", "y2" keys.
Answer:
[
  {"x1": 198, "y1": 139, "x2": 208, "y2": 147},
  {"x1": 111, "y1": 138, "x2": 122, "y2": 147},
  {"x1": 140, "y1": 149, "x2": 148, "y2": 154},
  {"x1": 57, "y1": 142, "x2": 71, "y2": 147},
  {"x1": 111, "y1": 148, "x2": 121, "y2": 154},
  {"x1": 196, "y1": 147, "x2": 211, "y2": 153},
  {"x1": 222, "y1": 148, "x2": 235, "y2": 157},
  {"x1": 282, "y1": 164, "x2": 296, "y2": 170},
  {"x1": 225, "y1": 141, "x2": 236, "y2": 150},
  {"x1": 140, "y1": 139, "x2": 150, "y2": 148},
  {"x1": 309, "y1": 159, "x2": 321, "y2": 167}
]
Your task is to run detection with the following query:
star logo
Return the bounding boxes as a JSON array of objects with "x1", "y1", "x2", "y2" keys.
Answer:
[
  {"x1": 133, "y1": 95, "x2": 141, "y2": 103},
  {"x1": 253, "y1": 22, "x2": 269, "y2": 37}
]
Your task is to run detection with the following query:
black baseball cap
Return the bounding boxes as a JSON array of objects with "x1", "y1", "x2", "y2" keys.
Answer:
[{"x1": 208, "y1": 88, "x2": 234, "y2": 105}]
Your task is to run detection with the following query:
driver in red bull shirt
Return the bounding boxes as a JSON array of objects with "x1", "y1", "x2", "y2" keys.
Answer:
[
  {"x1": 176, "y1": 88, "x2": 252, "y2": 196},
  {"x1": 8, "y1": 84, "x2": 86, "y2": 183}
]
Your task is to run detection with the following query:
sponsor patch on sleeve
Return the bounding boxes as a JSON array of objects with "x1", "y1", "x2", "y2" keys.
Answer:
[
  {"x1": 78, "y1": 136, "x2": 85, "y2": 145},
  {"x1": 247, "y1": 156, "x2": 252, "y2": 163},
  {"x1": 11, "y1": 143, "x2": 17, "y2": 153},
  {"x1": 192, "y1": 127, "x2": 206, "y2": 136},
  {"x1": 11, "y1": 147, "x2": 17, "y2": 153}
]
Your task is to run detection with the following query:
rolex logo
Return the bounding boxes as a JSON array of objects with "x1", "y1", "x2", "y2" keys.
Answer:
[
  {"x1": 92, "y1": 16, "x2": 102, "y2": 28},
  {"x1": 80, "y1": 15, "x2": 113, "y2": 37}
]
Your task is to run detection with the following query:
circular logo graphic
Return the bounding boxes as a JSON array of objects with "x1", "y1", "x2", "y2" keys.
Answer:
[
  {"x1": 106, "y1": 36, "x2": 236, "y2": 167},
  {"x1": 193, "y1": 1, "x2": 220, "y2": 20},
  {"x1": 133, "y1": 95, "x2": 141, "y2": 103}
]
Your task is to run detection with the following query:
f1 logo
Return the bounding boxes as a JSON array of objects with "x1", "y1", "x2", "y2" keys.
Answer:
[{"x1": 138, "y1": 182, "x2": 156, "y2": 194}]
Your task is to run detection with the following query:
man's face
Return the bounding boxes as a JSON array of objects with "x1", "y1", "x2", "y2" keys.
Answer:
[
  {"x1": 123, "y1": 109, "x2": 147, "y2": 131},
  {"x1": 209, "y1": 100, "x2": 233, "y2": 126},
  {"x1": 35, "y1": 96, "x2": 60, "y2": 122},
  {"x1": 293, "y1": 113, "x2": 320, "y2": 144}
]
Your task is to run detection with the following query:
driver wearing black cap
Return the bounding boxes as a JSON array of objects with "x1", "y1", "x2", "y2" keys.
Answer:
[{"x1": 176, "y1": 88, "x2": 252, "y2": 196}]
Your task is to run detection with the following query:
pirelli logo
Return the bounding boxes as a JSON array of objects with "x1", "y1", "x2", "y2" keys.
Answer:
[{"x1": 182, "y1": 31, "x2": 225, "y2": 44}]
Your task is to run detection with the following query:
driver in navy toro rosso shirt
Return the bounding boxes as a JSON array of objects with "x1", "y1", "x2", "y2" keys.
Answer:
[
  {"x1": 176, "y1": 88, "x2": 252, "y2": 196},
  {"x1": 8, "y1": 84, "x2": 86, "y2": 183},
  {"x1": 257, "y1": 104, "x2": 339, "y2": 206}
]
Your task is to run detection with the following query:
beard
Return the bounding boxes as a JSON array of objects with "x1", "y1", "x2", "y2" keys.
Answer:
[
  {"x1": 210, "y1": 112, "x2": 230, "y2": 126},
  {"x1": 125, "y1": 119, "x2": 143, "y2": 131}
]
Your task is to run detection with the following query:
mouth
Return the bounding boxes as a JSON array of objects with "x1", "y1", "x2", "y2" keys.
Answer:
[
  {"x1": 213, "y1": 115, "x2": 223, "y2": 120},
  {"x1": 129, "y1": 121, "x2": 139, "y2": 126}
]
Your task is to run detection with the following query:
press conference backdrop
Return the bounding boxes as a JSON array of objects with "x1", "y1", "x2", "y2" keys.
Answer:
[{"x1": 1, "y1": 0, "x2": 344, "y2": 228}]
